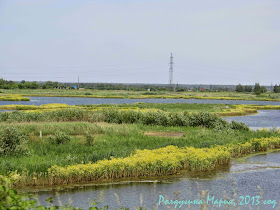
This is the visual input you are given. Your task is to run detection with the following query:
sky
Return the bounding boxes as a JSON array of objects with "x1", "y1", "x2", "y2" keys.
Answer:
[{"x1": 0, "y1": 0, "x2": 279, "y2": 85}]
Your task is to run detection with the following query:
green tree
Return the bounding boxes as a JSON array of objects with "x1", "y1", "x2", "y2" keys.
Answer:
[
  {"x1": 254, "y1": 83, "x2": 261, "y2": 95},
  {"x1": 273, "y1": 85, "x2": 280, "y2": 93},
  {"x1": 30, "y1": 81, "x2": 39, "y2": 89},
  {"x1": 260, "y1": 86, "x2": 267, "y2": 93},
  {"x1": 18, "y1": 83, "x2": 25, "y2": 89},
  {"x1": 244, "y1": 85, "x2": 252, "y2": 92},
  {"x1": 235, "y1": 84, "x2": 244, "y2": 92}
]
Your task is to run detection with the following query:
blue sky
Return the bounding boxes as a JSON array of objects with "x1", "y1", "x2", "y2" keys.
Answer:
[{"x1": 0, "y1": 0, "x2": 279, "y2": 85}]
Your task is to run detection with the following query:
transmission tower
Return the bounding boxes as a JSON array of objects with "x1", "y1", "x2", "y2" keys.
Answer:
[{"x1": 169, "y1": 53, "x2": 174, "y2": 87}]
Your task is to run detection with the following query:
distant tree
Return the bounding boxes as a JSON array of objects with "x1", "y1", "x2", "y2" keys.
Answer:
[
  {"x1": 20, "y1": 80, "x2": 26, "y2": 84},
  {"x1": 11, "y1": 84, "x2": 18, "y2": 89},
  {"x1": 244, "y1": 85, "x2": 253, "y2": 92},
  {"x1": 254, "y1": 83, "x2": 261, "y2": 95},
  {"x1": 0, "y1": 79, "x2": 5, "y2": 87},
  {"x1": 236, "y1": 84, "x2": 244, "y2": 92},
  {"x1": 260, "y1": 86, "x2": 267, "y2": 93},
  {"x1": 18, "y1": 83, "x2": 25, "y2": 89},
  {"x1": 53, "y1": 82, "x2": 59, "y2": 88},
  {"x1": 273, "y1": 85, "x2": 280, "y2": 93},
  {"x1": 30, "y1": 82, "x2": 39, "y2": 89}
]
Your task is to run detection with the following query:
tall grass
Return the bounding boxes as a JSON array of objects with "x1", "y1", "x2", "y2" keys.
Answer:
[
  {"x1": 4, "y1": 136, "x2": 280, "y2": 186},
  {"x1": 0, "y1": 122, "x2": 278, "y2": 177},
  {"x1": 0, "y1": 108, "x2": 248, "y2": 130}
]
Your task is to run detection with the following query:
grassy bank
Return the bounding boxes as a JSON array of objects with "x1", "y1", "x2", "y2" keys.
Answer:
[
  {"x1": 0, "y1": 94, "x2": 30, "y2": 101},
  {"x1": 1, "y1": 89, "x2": 280, "y2": 101},
  {"x1": 0, "y1": 103, "x2": 279, "y2": 187},
  {"x1": 0, "y1": 120, "x2": 279, "y2": 186},
  {"x1": 0, "y1": 103, "x2": 276, "y2": 117}
]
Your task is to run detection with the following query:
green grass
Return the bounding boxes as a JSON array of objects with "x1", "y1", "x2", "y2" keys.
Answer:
[
  {"x1": 1, "y1": 88, "x2": 280, "y2": 101},
  {"x1": 0, "y1": 122, "x2": 279, "y2": 175},
  {"x1": 79, "y1": 103, "x2": 236, "y2": 113}
]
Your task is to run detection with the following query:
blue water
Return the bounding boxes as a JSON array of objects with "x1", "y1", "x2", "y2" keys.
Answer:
[
  {"x1": 1, "y1": 97, "x2": 280, "y2": 106},
  {"x1": 225, "y1": 110, "x2": 280, "y2": 130},
  {"x1": 33, "y1": 152, "x2": 280, "y2": 210}
]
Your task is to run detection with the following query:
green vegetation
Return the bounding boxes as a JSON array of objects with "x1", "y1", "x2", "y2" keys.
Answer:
[
  {"x1": 235, "y1": 84, "x2": 253, "y2": 93},
  {"x1": 0, "y1": 94, "x2": 30, "y2": 101},
  {"x1": 273, "y1": 84, "x2": 280, "y2": 93},
  {"x1": 0, "y1": 108, "x2": 250, "y2": 131},
  {"x1": 48, "y1": 131, "x2": 71, "y2": 144},
  {"x1": 0, "y1": 120, "x2": 279, "y2": 185},
  {"x1": 0, "y1": 99, "x2": 280, "y2": 188},
  {"x1": 1, "y1": 102, "x2": 278, "y2": 118},
  {"x1": 0, "y1": 127, "x2": 29, "y2": 156},
  {"x1": 2, "y1": 88, "x2": 280, "y2": 101},
  {"x1": 235, "y1": 83, "x2": 267, "y2": 95},
  {"x1": 79, "y1": 103, "x2": 235, "y2": 113},
  {"x1": 0, "y1": 79, "x2": 64, "y2": 90}
]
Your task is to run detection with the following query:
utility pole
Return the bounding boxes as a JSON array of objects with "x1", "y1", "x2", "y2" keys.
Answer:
[{"x1": 169, "y1": 53, "x2": 174, "y2": 91}]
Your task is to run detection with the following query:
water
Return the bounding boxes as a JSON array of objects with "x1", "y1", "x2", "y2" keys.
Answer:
[
  {"x1": 32, "y1": 152, "x2": 280, "y2": 209},
  {"x1": 225, "y1": 110, "x2": 280, "y2": 130},
  {"x1": 1, "y1": 97, "x2": 280, "y2": 106}
]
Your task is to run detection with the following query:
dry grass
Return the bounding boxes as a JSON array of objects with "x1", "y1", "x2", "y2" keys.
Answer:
[{"x1": 144, "y1": 131, "x2": 185, "y2": 138}]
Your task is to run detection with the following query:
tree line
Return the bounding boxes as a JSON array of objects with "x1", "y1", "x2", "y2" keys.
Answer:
[
  {"x1": 235, "y1": 83, "x2": 268, "y2": 95},
  {"x1": 0, "y1": 79, "x2": 66, "y2": 89}
]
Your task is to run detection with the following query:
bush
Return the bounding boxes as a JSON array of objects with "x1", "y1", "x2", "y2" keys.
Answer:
[
  {"x1": 0, "y1": 127, "x2": 29, "y2": 155},
  {"x1": 49, "y1": 131, "x2": 70, "y2": 144},
  {"x1": 230, "y1": 121, "x2": 249, "y2": 131}
]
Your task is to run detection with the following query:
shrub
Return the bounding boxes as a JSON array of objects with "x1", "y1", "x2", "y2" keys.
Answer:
[
  {"x1": 0, "y1": 127, "x2": 29, "y2": 156},
  {"x1": 49, "y1": 131, "x2": 70, "y2": 144},
  {"x1": 230, "y1": 121, "x2": 249, "y2": 131}
]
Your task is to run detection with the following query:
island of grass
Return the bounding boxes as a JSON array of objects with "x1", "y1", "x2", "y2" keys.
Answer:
[
  {"x1": 2, "y1": 88, "x2": 280, "y2": 101},
  {"x1": 1, "y1": 102, "x2": 279, "y2": 116},
  {"x1": 0, "y1": 94, "x2": 30, "y2": 101},
  {"x1": 0, "y1": 106, "x2": 280, "y2": 187}
]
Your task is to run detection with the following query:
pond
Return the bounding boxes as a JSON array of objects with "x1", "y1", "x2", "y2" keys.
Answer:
[
  {"x1": 1, "y1": 97, "x2": 280, "y2": 106},
  {"x1": 31, "y1": 151, "x2": 280, "y2": 209}
]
